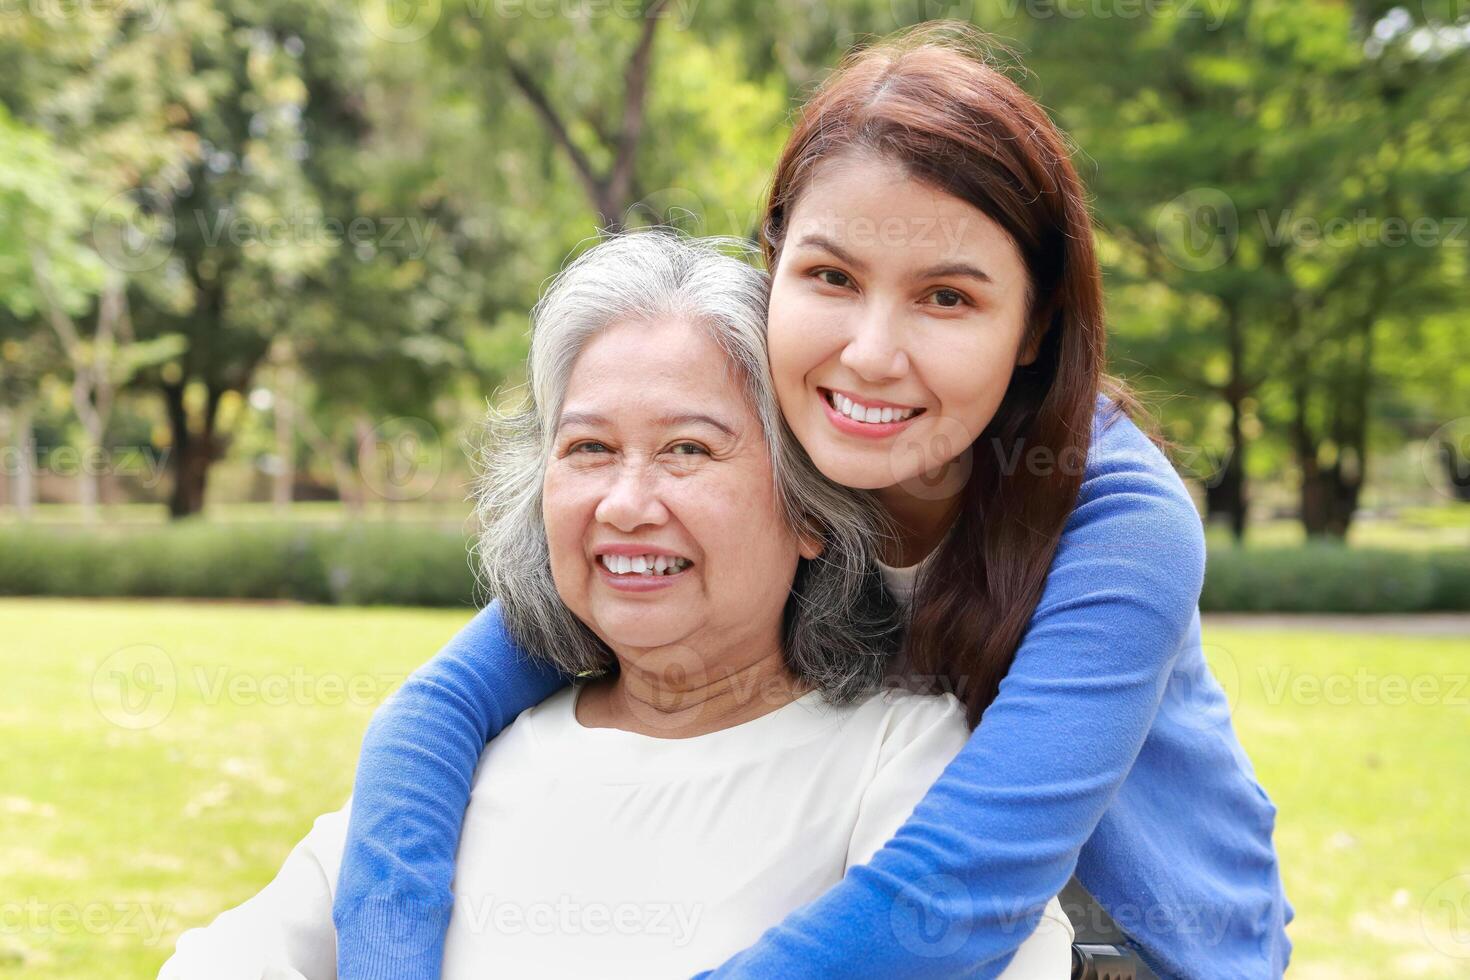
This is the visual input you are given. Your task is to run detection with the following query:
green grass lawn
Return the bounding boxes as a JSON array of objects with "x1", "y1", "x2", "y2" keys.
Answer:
[{"x1": 1, "y1": 599, "x2": 1466, "y2": 978}]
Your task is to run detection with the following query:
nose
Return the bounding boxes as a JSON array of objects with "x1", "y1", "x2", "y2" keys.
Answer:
[
  {"x1": 838, "y1": 302, "x2": 910, "y2": 383},
  {"x1": 594, "y1": 457, "x2": 670, "y2": 532}
]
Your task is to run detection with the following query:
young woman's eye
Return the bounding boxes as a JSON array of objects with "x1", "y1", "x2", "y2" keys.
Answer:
[
  {"x1": 813, "y1": 268, "x2": 853, "y2": 289},
  {"x1": 926, "y1": 287, "x2": 970, "y2": 308}
]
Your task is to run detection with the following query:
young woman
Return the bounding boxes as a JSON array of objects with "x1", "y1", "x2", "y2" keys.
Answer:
[{"x1": 331, "y1": 24, "x2": 1292, "y2": 980}]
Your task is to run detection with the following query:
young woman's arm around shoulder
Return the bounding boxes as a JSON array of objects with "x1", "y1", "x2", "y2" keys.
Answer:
[
  {"x1": 691, "y1": 409, "x2": 1218, "y2": 980},
  {"x1": 330, "y1": 599, "x2": 568, "y2": 979}
]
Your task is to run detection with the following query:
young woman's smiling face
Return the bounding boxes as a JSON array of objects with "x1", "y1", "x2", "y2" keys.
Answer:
[{"x1": 767, "y1": 151, "x2": 1037, "y2": 493}]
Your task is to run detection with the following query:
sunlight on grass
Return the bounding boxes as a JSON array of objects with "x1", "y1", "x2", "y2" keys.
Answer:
[
  {"x1": 0, "y1": 600, "x2": 1465, "y2": 977},
  {"x1": 0, "y1": 599, "x2": 468, "y2": 979},
  {"x1": 1204, "y1": 626, "x2": 1470, "y2": 979}
]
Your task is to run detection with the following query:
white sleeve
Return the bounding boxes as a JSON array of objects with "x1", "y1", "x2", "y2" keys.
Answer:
[
  {"x1": 845, "y1": 695, "x2": 1075, "y2": 978},
  {"x1": 994, "y1": 896, "x2": 1075, "y2": 979},
  {"x1": 845, "y1": 693, "x2": 971, "y2": 870},
  {"x1": 157, "y1": 803, "x2": 350, "y2": 980}
]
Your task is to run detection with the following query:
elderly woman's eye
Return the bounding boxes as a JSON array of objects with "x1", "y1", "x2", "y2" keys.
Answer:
[
  {"x1": 569, "y1": 441, "x2": 610, "y2": 454},
  {"x1": 669, "y1": 442, "x2": 709, "y2": 456}
]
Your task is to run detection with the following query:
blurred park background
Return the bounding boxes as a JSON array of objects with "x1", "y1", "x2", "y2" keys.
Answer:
[{"x1": 0, "y1": 0, "x2": 1467, "y2": 977}]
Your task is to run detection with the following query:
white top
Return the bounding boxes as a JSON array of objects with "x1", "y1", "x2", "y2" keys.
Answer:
[
  {"x1": 877, "y1": 516, "x2": 951, "y2": 608},
  {"x1": 161, "y1": 685, "x2": 1073, "y2": 979},
  {"x1": 877, "y1": 553, "x2": 929, "y2": 607}
]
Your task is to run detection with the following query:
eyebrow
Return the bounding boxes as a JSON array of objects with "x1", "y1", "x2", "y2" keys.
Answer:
[
  {"x1": 919, "y1": 261, "x2": 993, "y2": 285},
  {"x1": 795, "y1": 233, "x2": 868, "y2": 273},
  {"x1": 795, "y1": 234, "x2": 993, "y2": 284},
  {"x1": 556, "y1": 411, "x2": 738, "y2": 438}
]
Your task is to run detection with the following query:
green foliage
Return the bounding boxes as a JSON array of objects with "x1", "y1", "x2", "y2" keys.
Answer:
[
  {"x1": 0, "y1": 1, "x2": 1466, "y2": 533},
  {"x1": 0, "y1": 521, "x2": 479, "y2": 606},
  {"x1": 0, "y1": 105, "x2": 101, "y2": 319},
  {"x1": 1201, "y1": 544, "x2": 1470, "y2": 613},
  {"x1": 1426, "y1": 550, "x2": 1470, "y2": 611},
  {"x1": 326, "y1": 524, "x2": 482, "y2": 607}
]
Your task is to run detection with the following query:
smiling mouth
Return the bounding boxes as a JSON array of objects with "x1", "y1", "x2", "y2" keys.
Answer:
[
  {"x1": 821, "y1": 389, "x2": 925, "y2": 425},
  {"x1": 597, "y1": 553, "x2": 692, "y2": 577}
]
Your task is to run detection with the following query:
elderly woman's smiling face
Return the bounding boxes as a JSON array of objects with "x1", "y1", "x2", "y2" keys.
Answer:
[{"x1": 543, "y1": 316, "x2": 817, "y2": 662}]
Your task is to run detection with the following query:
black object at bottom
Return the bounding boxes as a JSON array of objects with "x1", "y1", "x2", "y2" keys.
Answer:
[
  {"x1": 1072, "y1": 943, "x2": 1138, "y2": 980},
  {"x1": 1060, "y1": 877, "x2": 1158, "y2": 980}
]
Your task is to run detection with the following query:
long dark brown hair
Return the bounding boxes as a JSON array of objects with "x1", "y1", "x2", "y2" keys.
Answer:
[{"x1": 761, "y1": 23, "x2": 1135, "y2": 727}]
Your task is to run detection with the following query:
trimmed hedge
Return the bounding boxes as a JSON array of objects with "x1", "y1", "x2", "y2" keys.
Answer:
[
  {"x1": 1200, "y1": 544, "x2": 1470, "y2": 613},
  {"x1": 0, "y1": 521, "x2": 479, "y2": 607},
  {"x1": 0, "y1": 522, "x2": 1465, "y2": 612}
]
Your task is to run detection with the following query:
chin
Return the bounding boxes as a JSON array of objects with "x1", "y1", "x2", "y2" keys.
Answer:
[
  {"x1": 589, "y1": 613, "x2": 691, "y2": 652},
  {"x1": 806, "y1": 443, "x2": 897, "y2": 491}
]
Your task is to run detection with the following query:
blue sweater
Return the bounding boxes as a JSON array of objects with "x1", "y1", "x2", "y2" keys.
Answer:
[{"x1": 331, "y1": 405, "x2": 1293, "y2": 979}]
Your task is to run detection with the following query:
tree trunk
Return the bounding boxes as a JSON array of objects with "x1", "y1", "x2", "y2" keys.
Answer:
[
  {"x1": 5, "y1": 404, "x2": 37, "y2": 520},
  {"x1": 1291, "y1": 377, "x2": 1328, "y2": 537},
  {"x1": 272, "y1": 359, "x2": 295, "y2": 511},
  {"x1": 298, "y1": 410, "x2": 362, "y2": 514},
  {"x1": 1293, "y1": 381, "x2": 1368, "y2": 540},
  {"x1": 74, "y1": 419, "x2": 101, "y2": 523},
  {"x1": 505, "y1": 0, "x2": 668, "y2": 227},
  {"x1": 1205, "y1": 437, "x2": 1247, "y2": 541},
  {"x1": 164, "y1": 381, "x2": 224, "y2": 519},
  {"x1": 1304, "y1": 291, "x2": 1375, "y2": 539},
  {"x1": 1204, "y1": 302, "x2": 1249, "y2": 540},
  {"x1": 1441, "y1": 437, "x2": 1470, "y2": 503},
  {"x1": 354, "y1": 415, "x2": 378, "y2": 513},
  {"x1": 1211, "y1": 387, "x2": 1246, "y2": 540}
]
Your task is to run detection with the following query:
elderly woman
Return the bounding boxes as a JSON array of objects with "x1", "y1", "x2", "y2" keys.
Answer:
[{"x1": 159, "y1": 234, "x2": 1074, "y2": 979}]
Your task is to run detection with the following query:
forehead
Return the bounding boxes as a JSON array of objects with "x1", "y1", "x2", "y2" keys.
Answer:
[
  {"x1": 562, "y1": 317, "x2": 753, "y2": 420},
  {"x1": 784, "y1": 151, "x2": 1023, "y2": 273}
]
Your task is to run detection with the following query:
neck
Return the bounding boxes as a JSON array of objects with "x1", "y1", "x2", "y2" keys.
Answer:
[
  {"x1": 578, "y1": 639, "x2": 807, "y2": 739},
  {"x1": 872, "y1": 481, "x2": 963, "y2": 568}
]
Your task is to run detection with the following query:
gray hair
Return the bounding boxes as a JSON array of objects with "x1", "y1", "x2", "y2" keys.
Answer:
[{"x1": 472, "y1": 231, "x2": 899, "y2": 703}]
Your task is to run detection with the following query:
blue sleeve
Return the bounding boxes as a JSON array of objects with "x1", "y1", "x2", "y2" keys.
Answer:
[
  {"x1": 331, "y1": 599, "x2": 568, "y2": 980},
  {"x1": 693, "y1": 411, "x2": 1207, "y2": 979}
]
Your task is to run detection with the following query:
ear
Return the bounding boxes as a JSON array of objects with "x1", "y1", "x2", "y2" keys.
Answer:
[
  {"x1": 797, "y1": 530, "x2": 825, "y2": 562},
  {"x1": 1016, "y1": 328, "x2": 1042, "y2": 368}
]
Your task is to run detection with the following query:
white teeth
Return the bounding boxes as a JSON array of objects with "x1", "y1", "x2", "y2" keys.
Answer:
[
  {"x1": 829, "y1": 391, "x2": 918, "y2": 425},
  {"x1": 599, "y1": 554, "x2": 690, "y2": 576}
]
